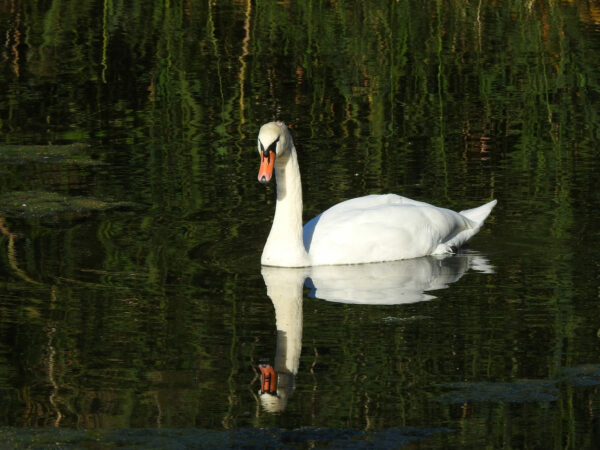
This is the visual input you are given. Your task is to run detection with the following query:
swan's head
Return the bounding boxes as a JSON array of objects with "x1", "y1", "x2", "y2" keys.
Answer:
[
  {"x1": 257, "y1": 121, "x2": 292, "y2": 184},
  {"x1": 258, "y1": 361, "x2": 295, "y2": 413}
]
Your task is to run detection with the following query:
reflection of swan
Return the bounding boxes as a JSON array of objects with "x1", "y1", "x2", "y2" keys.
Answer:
[
  {"x1": 257, "y1": 121, "x2": 496, "y2": 267},
  {"x1": 258, "y1": 254, "x2": 492, "y2": 411},
  {"x1": 306, "y1": 253, "x2": 492, "y2": 304},
  {"x1": 259, "y1": 267, "x2": 307, "y2": 413}
]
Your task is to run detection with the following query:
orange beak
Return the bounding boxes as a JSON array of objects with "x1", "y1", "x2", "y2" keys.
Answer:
[
  {"x1": 259, "y1": 363, "x2": 278, "y2": 395},
  {"x1": 258, "y1": 150, "x2": 275, "y2": 184}
]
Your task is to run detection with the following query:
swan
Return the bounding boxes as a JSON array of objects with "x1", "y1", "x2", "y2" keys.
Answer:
[{"x1": 257, "y1": 121, "x2": 497, "y2": 267}]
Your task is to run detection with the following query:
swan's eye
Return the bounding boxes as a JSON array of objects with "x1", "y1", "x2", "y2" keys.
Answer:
[
  {"x1": 259, "y1": 137, "x2": 279, "y2": 156},
  {"x1": 267, "y1": 137, "x2": 280, "y2": 153}
]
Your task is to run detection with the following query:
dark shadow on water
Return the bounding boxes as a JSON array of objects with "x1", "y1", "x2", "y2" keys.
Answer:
[
  {"x1": 436, "y1": 364, "x2": 600, "y2": 404},
  {"x1": 437, "y1": 380, "x2": 560, "y2": 403},
  {"x1": 0, "y1": 426, "x2": 453, "y2": 449}
]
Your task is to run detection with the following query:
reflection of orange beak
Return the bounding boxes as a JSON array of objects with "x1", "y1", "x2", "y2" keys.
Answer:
[
  {"x1": 258, "y1": 150, "x2": 275, "y2": 184},
  {"x1": 259, "y1": 363, "x2": 278, "y2": 395}
]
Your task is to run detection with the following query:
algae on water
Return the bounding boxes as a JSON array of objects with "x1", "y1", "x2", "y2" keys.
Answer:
[
  {"x1": 0, "y1": 144, "x2": 103, "y2": 166},
  {"x1": 0, "y1": 191, "x2": 134, "y2": 218}
]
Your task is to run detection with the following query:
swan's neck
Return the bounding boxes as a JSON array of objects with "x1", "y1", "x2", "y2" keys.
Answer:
[{"x1": 261, "y1": 146, "x2": 310, "y2": 267}]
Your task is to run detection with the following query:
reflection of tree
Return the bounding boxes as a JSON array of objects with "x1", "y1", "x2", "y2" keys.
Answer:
[
  {"x1": 0, "y1": 216, "x2": 38, "y2": 284},
  {"x1": 0, "y1": 1, "x2": 597, "y2": 445},
  {"x1": 46, "y1": 286, "x2": 62, "y2": 427},
  {"x1": 0, "y1": 216, "x2": 64, "y2": 426}
]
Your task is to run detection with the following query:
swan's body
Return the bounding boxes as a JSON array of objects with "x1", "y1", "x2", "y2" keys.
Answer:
[{"x1": 257, "y1": 121, "x2": 496, "y2": 267}]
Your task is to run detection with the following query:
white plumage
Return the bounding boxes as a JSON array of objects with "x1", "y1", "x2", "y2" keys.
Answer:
[{"x1": 257, "y1": 121, "x2": 496, "y2": 267}]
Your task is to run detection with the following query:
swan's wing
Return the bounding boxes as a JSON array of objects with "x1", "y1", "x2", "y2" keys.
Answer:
[
  {"x1": 303, "y1": 194, "x2": 478, "y2": 265},
  {"x1": 318, "y1": 193, "x2": 437, "y2": 211}
]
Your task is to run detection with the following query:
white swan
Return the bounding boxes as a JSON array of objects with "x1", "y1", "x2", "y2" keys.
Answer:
[{"x1": 257, "y1": 121, "x2": 497, "y2": 267}]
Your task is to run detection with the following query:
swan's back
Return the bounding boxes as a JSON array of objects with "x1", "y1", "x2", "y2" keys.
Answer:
[{"x1": 303, "y1": 194, "x2": 496, "y2": 266}]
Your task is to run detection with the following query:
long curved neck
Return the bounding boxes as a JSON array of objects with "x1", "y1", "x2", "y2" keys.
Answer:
[{"x1": 261, "y1": 145, "x2": 309, "y2": 267}]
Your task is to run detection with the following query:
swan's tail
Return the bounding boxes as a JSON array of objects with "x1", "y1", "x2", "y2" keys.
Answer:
[
  {"x1": 434, "y1": 199, "x2": 497, "y2": 254},
  {"x1": 459, "y1": 199, "x2": 497, "y2": 226}
]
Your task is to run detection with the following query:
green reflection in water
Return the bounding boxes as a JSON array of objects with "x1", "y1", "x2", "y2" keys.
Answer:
[{"x1": 0, "y1": 0, "x2": 599, "y2": 448}]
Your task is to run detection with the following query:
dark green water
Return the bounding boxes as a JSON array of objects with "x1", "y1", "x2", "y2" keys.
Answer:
[{"x1": 1, "y1": 1, "x2": 600, "y2": 448}]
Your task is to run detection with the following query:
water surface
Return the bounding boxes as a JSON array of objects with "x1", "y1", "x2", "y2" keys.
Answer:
[{"x1": 1, "y1": 1, "x2": 600, "y2": 448}]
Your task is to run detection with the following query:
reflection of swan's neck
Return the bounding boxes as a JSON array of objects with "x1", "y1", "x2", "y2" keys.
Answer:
[
  {"x1": 266, "y1": 269, "x2": 304, "y2": 375},
  {"x1": 261, "y1": 147, "x2": 309, "y2": 267},
  {"x1": 260, "y1": 267, "x2": 306, "y2": 412}
]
